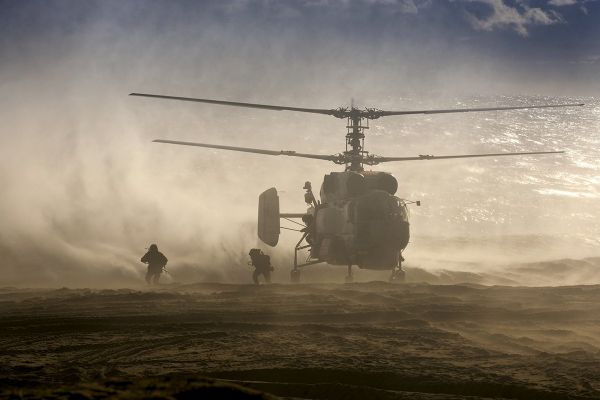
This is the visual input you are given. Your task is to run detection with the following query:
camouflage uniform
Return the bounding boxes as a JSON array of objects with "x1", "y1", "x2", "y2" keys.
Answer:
[
  {"x1": 249, "y1": 249, "x2": 273, "y2": 285},
  {"x1": 141, "y1": 244, "x2": 168, "y2": 284}
]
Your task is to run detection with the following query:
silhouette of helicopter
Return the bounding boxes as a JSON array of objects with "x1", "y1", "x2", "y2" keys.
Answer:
[{"x1": 131, "y1": 92, "x2": 582, "y2": 282}]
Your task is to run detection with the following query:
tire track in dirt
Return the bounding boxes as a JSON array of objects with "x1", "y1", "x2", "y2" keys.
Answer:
[{"x1": 1, "y1": 283, "x2": 600, "y2": 399}]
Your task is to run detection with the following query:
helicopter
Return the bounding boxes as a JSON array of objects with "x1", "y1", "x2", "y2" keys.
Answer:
[{"x1": 130, "y1": 92, "x2": 583, "y2": 282}]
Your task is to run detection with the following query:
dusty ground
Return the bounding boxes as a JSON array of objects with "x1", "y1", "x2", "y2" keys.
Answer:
[{"x1": 1, "y1": 281, "x2": 600, "y2": 399}]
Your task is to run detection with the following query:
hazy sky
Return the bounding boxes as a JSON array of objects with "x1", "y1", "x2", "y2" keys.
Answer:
[
  {"x1": 1, "y1": 0, "x2": 599, "y2": 95},
  {"x1": 0, "y1": 0, "x2": 598, "y2": 286}
]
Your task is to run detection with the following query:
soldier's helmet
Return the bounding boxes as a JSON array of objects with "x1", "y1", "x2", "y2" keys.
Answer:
[
  {"x1": 249, "y1": 248, "x2": 262, "y2": 257},
  {"x1": 149, "y1": 244, "x2": 158, "y2": 251}
]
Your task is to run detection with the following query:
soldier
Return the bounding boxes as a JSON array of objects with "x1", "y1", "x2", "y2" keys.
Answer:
[
  {"x1": 248, "y1": 248, "x2": 274, "y2": 285},
  {"x1": 141, "y1": 244, "x2": 168, "y2": 285}
]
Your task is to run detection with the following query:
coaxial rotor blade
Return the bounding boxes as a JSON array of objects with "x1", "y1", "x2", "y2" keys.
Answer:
[
  {"x1": 372, "y1": 150, "x2": 564, "y2": 163},
  {"x1": 153, "y1": 139, "x2": 339, "y2": 162},
  {"x1": 131, "y1": 93, "x2": 341, "y2": 117},
  {"x1": 370, "y1": 103, "x2": 583, "y2": 118},
  {"x1": 130, "y1": 93, "x2": 583, "y2": 120}
]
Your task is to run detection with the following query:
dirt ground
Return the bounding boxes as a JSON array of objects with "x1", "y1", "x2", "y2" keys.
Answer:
[{"x1": 1, "y1": 281, "x2": 600, "y2": 399}]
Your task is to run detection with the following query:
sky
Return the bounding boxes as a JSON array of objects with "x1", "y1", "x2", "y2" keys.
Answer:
[
  {"x1": 0, "y1": 0, "x2": 599, "y2": 286},
  {"x1": 1, "y1": 0, "x2": 599, "y2": 95}
]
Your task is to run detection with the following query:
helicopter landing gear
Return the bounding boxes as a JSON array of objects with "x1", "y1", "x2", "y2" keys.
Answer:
[
  {"x1": 345, "y1": 265, "x2": 354, "y2": 283},
  {"x1": 291, "y1": 268, "x2": 301, "y2": 283},
  {"x1": 389, "y1": 265, "x2": 405, "y2": 282}
]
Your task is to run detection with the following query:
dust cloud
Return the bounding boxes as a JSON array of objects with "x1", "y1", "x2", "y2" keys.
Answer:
[{"x1": 0, "y1": 1, "x2": 598, "y2": 287}]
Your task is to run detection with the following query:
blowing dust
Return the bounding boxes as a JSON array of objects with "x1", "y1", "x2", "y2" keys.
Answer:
[{"x1": 1, "y1": 1, "x2": 598, "y2": 288}]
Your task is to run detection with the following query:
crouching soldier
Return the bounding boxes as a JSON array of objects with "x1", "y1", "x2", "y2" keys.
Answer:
[
  {"x1": 248, "y1": 248, "x2": 274, "y2": 285},
  {"x1": 141, "y1": 244, "x2": 168, "y2": 285}
]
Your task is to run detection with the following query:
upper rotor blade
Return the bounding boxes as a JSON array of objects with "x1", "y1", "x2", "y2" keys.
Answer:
[
  {"x1": 131, "y1": 93, "x2": 339, "y2": 117},
  {"x1": 372, "y1": 103, "x2": 583, "y2": 118},
  {"x1": 374, "y1": 150, "x2": 564, "y2": 163},
  {"x1": 153, "y1": 139, "x2": 338, "y2": 162}
]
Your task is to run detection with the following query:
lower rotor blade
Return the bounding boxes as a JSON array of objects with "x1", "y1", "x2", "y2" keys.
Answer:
[
  {"x1": 375, "y1": 150, "x2": 564, "y2": 163},
  {"x1": 153, "y1": 139, "x2": 337, "y2": 162}
]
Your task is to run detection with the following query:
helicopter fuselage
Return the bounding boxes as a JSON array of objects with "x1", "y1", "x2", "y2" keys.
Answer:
[{"x1": 300, "y1": 171, "x2": 410, "y2": 270}]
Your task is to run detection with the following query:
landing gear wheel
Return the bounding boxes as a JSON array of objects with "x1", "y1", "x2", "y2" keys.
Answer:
[
  {"x1": 389, "y1": 267, "x2": 405, "y2": 282},
  {"x1": 291, "y1": 268, "x2": 301, "y2": 283}
]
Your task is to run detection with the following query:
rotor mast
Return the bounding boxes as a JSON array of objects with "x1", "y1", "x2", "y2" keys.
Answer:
[{"x1": 345, "y1": 110, "x2": 368, "y2": 172}]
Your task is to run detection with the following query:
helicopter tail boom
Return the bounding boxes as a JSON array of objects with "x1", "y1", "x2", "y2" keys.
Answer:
[{"x1": 280, "y1": 213, "x2": 305, "y2": 218}]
